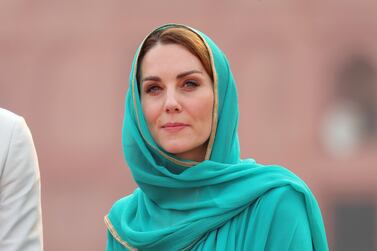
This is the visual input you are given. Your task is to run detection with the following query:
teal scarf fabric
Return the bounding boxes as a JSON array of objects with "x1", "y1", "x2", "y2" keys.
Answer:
[{"x1": 105, "y1": 24, "x2": 328, "y2": 251}]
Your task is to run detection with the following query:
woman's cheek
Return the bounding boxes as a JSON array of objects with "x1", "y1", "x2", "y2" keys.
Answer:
[
  {"x1": 143, "y1": 100, "x2": 160, "y2": 125},
  {"x1": 200, "y1": 92, "x2": 214, "y2": 116}
]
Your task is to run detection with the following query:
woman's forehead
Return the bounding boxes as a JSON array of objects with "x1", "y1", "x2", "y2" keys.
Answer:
[{"x1": 140, "y1": 43, "x2": 206, "y2": 77}]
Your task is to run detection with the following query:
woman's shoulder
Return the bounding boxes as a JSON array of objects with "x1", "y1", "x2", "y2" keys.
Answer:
[
  {"x1": 257, "y1": 185, "x2": 309, "y2": 222},
  {"x1": 243, "y1": 186, "x2": 315, "y2": 251},
  {"x1": 108, "y1": 189, "x2": 140, "y2": 216},
  {"x1": 240, "y1": 160, "x2": 314, "y2": 217}
]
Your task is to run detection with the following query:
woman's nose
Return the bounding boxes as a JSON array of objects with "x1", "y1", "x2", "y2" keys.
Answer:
[{"x1": 164, "y1": 90, "x2": 182, "y2": 113}]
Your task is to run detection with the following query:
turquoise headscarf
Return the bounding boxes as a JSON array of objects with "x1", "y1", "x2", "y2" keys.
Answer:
[{"x1": 105, "y1": 24, "x2": 328, "y2": 251}]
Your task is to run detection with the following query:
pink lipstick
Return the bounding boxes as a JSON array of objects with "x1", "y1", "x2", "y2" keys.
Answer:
[{"x1": 161, "y1": 122, "x2": 189, "y2": 132}]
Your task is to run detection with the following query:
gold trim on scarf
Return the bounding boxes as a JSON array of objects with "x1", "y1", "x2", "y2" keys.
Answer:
[
  {"x1": 104, "y1": 215, "x2": 138, "y2": 251},
  {"x1": 202, "y1": 36, "x2": 218, "y2": 160},
  {"x1": 131, "y1": 23, "x2": 218, "y2": 167}
]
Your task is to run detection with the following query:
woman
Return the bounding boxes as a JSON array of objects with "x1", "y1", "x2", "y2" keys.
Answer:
[{"x1": 105, "y1": 24, "x2": 328, "y2": 251}]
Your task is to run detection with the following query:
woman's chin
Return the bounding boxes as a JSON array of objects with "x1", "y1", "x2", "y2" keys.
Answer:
[
  {"x1": 161, "y1": 143, "x2": 206, "y2": 162},
  {"x1": 162, "y1": 144, "x2": 187, "y2": 156}
]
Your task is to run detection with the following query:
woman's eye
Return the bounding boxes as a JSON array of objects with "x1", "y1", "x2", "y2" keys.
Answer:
[
  {"x1": 183, "y1": 80, "x2": 199, "y2": 89},
  {"x1": 145, "y1": 85, "x2": 162, "y2": 94}
]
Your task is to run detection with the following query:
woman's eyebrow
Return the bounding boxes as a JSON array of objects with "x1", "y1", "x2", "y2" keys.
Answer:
[
  {"x1": 176, "y1": 70, "x2": 202, "y2": 79},
  {"x1": 142, "y1": 76, "x2": 161, "y2": 83},
  {"x1": 142, "y1": 70, "x2": 202, "y2": 83}
]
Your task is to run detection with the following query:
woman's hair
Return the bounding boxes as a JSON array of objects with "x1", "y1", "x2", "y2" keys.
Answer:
[{"x1": 137, "y1": 26, "x2": 213, "y2": 84}]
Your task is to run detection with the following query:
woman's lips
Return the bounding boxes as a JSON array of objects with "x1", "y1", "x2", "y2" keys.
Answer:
[{"x1": 161, "y1": 122, "x2": 189, "y2": 132}]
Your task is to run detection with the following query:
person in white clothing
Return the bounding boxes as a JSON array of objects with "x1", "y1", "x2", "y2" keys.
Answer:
[{"x1": 0, "y1": 108, "x2": 43, "y2": 251}]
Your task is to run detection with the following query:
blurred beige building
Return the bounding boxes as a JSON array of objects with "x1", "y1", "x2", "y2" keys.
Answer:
[{"x1": 1, "y1": 1, "x2": 376, "y2": 250}]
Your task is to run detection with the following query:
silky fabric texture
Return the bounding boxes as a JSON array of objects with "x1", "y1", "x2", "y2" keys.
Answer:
[{"x1": 106, "y1": 24, "x2": 328, "y2": 251}]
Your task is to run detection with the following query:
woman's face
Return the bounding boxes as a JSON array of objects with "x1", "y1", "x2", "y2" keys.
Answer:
[{"x1": 140, "y1": 43, "x2": 214, "y2": 162}]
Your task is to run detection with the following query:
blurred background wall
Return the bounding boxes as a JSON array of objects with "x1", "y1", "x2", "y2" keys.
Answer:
[{"x1": 1, "y1": 1, "x2": 376, "y2": 250}]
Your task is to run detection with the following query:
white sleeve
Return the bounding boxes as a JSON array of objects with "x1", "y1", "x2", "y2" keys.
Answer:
[{"x1": 0, "y1": 113, "x2": 43, "y2": 251}]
